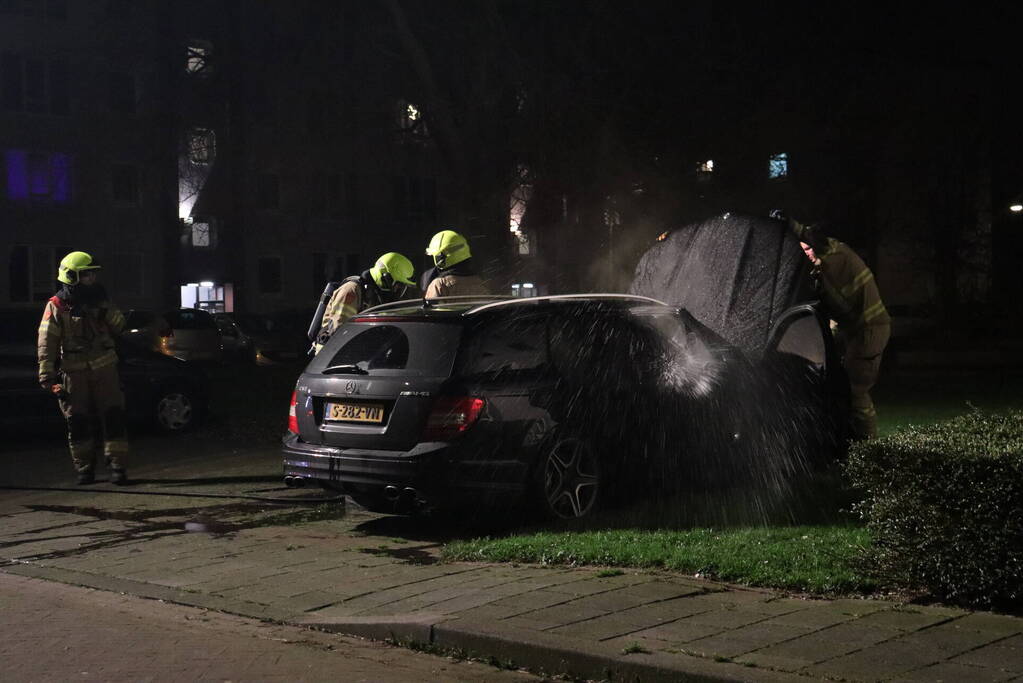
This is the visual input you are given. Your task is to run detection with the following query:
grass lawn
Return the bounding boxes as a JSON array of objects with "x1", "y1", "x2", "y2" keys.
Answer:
[
  {"x1": 443, "y1": 525, "x2": 874, "y2": 594},
  {"x1": 442, "y1": 371, "x2": 1023, "y2": 596}
]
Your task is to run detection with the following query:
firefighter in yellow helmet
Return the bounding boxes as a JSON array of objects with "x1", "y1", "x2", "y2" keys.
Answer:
[
  {"x1": 38, "y1": 252, "x2": 129, "y2": 484},
  {"x1": 421, "y1": 229, "x2": 489, "y2": 299},
  {"x1": 794, "y1": 221, "x2": 890, "y2": 440},
  {"x1": 312, "y1": 252, "x2": 416, "y2": 354}
]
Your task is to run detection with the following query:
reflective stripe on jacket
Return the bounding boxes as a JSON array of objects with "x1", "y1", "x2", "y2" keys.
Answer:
[
  {"x1": 38, "y1": 296, "x2": 125, "y2": 385},
  {"x1": 816, "y1": 238, "x2": 890, "y2": 332}
]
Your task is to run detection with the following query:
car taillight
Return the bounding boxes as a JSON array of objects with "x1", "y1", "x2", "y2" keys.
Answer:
[
  {"x1": 287, "y1": 390, "x2": 299, "y2": 434},
  {"x1": 422, "y1": 396, "x2": 485, "y2": 441}
]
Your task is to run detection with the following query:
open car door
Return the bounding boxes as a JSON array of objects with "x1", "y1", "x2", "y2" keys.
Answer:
[{"x1": 629, "y1": 213, "x2": 848, "y2": 460}]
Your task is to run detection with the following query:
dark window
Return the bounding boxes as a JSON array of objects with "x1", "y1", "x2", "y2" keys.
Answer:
[
  {"x1": 327, "y1": 173, "x2": 342, "y2": 217},
  {"x1": 423, "y1": 177, "x2": 437, "y2": 222},
  {"x1": 108, "y1": 71, "x2": 135, "y2": 114},
  {"x1": 1, "y1": 53, "x2": 23, "y2": 111},
  {"x1": 23, "y1": 57, "x2": 45, "y2": 112},
  {"x1": 111, "y1": 164, "x2": 139, "y2": 204},
  {"x1": 392, "y1": 176, "x2": 433, "y2": 221},
  {"x1": 8, "y1": 245, "x2": 70, "y2": 303},
  {"x1": 312, "y1": 252, "x2": 326, "y2": 292},
  {"x1": 458, "y1": 315, "x2": 549, "y2": 376},
  {"x1": 8, "y1": 245, "x2": 29, "y2": 302},
  {"x1": 345, "y1": 253, "x2": 359, "y2": 276},
  {"x1": 110, "y1": 252, "x2": 143, "y2": 296},
  {"x1": 257, "y1": 256, "x2": 282, "y2": 293},
  {"x1": 344, "y1": 173, "x2": 360, "y2": 220},
  {"x1": 104, "y1": 0, "x2": 132, "y2": 18},
  {"x1": 48, "y1": 59, "x2": 68, "y2": 114},
  {"x1": 256, "y1": 173, "x2": 279, "y2": 209},
  {"x1": 46, "y1": 0, "x2": 66, "y2": 22},
  {"x1": 328, "y1": 325, "x2": 409, "y2": 371}
]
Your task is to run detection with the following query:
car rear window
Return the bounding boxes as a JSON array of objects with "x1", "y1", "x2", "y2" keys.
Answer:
[
  {"x1": 321, "y1": 323, "x2": 461, "y2": 377},
  {"x1": 165, "y1": 309, "x2": 215, "y2": 330}
]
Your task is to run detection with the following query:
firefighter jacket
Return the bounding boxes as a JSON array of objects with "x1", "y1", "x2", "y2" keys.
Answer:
[
  {"x1": 315, "y1": 273, "x2": 384, "y2": 351},
  {"x1": 814, "y1": 237, "x2": 890, "y2": 333},
  {"x1": 423, "y1": 260, "x2": 489, "y2": 299},
  {"x1": 37, "y1": 289, "x2": 126, "y2": 388}
]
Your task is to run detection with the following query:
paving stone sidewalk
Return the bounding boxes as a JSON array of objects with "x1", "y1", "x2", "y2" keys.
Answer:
[{"x1": 2, "y1": 487, "x2": 1022, "y2": 682}]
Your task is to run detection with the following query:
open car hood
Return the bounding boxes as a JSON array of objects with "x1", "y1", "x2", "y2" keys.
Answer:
[{"x1": 629, "y1": 213, "x2": 815, "y2": 356}]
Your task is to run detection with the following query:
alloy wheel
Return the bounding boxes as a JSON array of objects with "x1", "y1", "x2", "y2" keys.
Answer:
[
  {"x1": 543, "y1": 437, "x2": 600, "y2": 519},
  {"x1": 156, "y1": 392, "x2": 193, "y2": 431}
]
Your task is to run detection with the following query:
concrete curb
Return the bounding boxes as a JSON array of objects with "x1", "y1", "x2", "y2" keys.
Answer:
[
  {"x1": 3, "y1": 561, "x2": 801, "y2": 682},
  {"x1": 301, "y1": 614, "x2": 805, "y2": 682}
]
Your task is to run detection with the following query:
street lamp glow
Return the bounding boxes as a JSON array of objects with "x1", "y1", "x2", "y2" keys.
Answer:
[{"x1": 1010, "y1": 204, "x2": 1023, "y2": 213}]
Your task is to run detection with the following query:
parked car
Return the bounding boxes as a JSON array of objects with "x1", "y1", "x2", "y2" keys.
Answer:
[
  {"x1": 282, "y1": 295, "x2": 846, "y2": 519},
  {"x1": 122, "y1": 309, "x2": 171, "y2": 353},
  {"x1": 214, "y1": 312, "x2": 307, "y2": 365},
  {"x1": 0, "y1": 310, "x2": 208, "y2": 435},
  {"x1": 158, "y1": 308, "x2": 222, "y2": 362}
]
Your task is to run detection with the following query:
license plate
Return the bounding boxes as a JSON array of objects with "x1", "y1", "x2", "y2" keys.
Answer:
[{"x1": 325, "y1": 401, "x2": 384, "y2": 424}]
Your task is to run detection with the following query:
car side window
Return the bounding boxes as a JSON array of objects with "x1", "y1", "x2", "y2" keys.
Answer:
[
  {"x1": 458, "y1": 315, "x2": 548, "y2": 377},
  {"x1": 769, "y1": 310, "x2": 827, "y2": 367}
]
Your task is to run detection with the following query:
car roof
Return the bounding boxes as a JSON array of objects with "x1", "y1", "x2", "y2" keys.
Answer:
[{"x1": 355, "y1": 294, "x2": 672, "y2": 320}]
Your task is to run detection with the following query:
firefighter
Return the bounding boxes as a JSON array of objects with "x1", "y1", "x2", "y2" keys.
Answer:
[
  {"x1": 421, "y1": 229, "x2": 489, "y2": 299},
  {"x1": 312, "y1": 252, "x2": 416, "y2": 354},
  {"x1": 794, "y1": 221, "x2": 890, "y2": 440},
  {"x1": 38, "y1": 252, "x2": 129, "y2": 484}
]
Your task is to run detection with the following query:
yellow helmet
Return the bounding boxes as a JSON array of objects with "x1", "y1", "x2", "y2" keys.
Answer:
[
  {"x1": 57, "y1": 251, "x2": 102, "y2": 285},
  {"x1": 425, "y1": 229, "x2": 471, "y2": 269},
  {"x1": 369, "y1": 252, "x2": 416, "y2": 291}
]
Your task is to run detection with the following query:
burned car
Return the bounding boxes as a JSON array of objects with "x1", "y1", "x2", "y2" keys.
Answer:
[{"x1": 282, "y1": 274, "x2": 845, "y2": 518}]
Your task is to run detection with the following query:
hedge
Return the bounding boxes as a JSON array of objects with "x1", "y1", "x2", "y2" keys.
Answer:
[{"x1": 845, "y1": 410, "x2": 1023, "y2": 609}]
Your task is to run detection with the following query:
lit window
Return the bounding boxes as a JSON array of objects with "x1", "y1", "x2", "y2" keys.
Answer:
[
  {"x1": 4, "y1": 149, "x2": 72, "y2": 202},
  {"x1": 186, "y1": 41, "x2": 211, "y2": 75},
  {"x1": 187, "y1": 128, "x2": 215, "y2": 165},
  {"x1": 697, "y1": 159, "x2": 714, "y2": 178},
  {"x1": 191, "y1": 221, "x2": 212, "y2": 248},
  {"x1": 510, "y1": 164, "x2": 532, "y2": 234},
  {"x1": 397, "y1": 99, "x2": 427, "y2": 137},
  {"x1": 769, "y1": 152, "x2": 789, "y2": 179}
]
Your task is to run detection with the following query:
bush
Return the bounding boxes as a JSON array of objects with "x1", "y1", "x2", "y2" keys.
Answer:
[{"x1": 845, "y1": 410, "x2": 1023, "y2": 609}]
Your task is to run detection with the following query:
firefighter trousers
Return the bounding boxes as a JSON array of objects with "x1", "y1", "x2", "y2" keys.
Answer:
[
  {"x1": 57, "y1": 364, "x2": 129, "y2": 473},
  {"x1": 843, "y1": 323, "x2": 890, "y2": 441}
]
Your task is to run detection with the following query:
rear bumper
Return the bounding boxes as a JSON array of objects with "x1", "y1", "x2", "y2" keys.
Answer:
[{"x1": 281, "y1": 433, "x2": 526, "y2": 507}]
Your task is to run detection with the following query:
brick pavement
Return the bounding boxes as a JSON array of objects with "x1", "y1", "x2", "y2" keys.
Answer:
[
  {"x1": 0, "y1": 573, "x2": 538, "y2": 682},
  {"x1": 2, "y1": 484, "x2": 1023, "y2": 682}
]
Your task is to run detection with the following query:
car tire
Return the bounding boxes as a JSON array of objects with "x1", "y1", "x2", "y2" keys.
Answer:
[
  {"x1": 532, "y1": 435, "x2": 602, "y2": 520},
  {"x1": 153, "y1": 387, "x2": 199, "y2": 433}
]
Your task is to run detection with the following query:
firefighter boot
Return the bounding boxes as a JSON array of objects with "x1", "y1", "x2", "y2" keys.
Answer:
[
  {"x1": 110, "y1": 468, "x2": 128, "y2": 485},
  {"x1": 76, "y1": 468, "x2": 95, "y2": 485}
]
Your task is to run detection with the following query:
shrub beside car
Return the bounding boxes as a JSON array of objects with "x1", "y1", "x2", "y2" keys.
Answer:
[{"x1": 845, "y1": 410, "x2": 1023, "y2": 609}]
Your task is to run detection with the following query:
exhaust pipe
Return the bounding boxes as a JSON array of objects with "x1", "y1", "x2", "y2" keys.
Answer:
[
  {"x1": 383, "y1": 485, "x2": 400, "y2": 501},
  {"x1": 283, "y1": 476, "x2": 307, "y2": 488}
]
